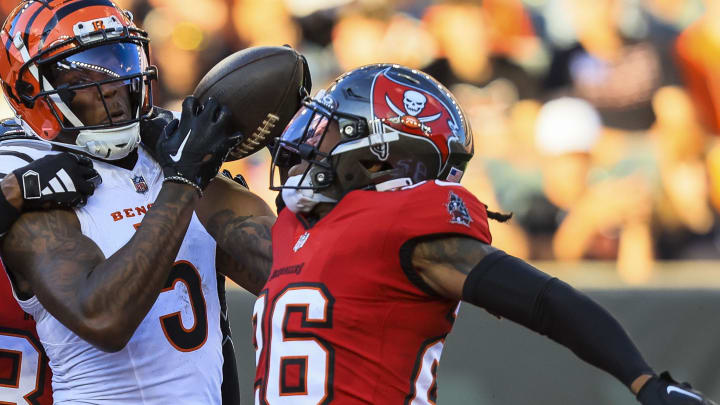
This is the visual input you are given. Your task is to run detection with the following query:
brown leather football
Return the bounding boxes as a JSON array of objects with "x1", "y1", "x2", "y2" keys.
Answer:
[{"x1": 193, "y1": 46, "x2": 310, "y2": 161}]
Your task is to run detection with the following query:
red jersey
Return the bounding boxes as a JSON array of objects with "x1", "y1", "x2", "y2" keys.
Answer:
[
  {"x1": 0, "y1": 263, "x2": 52, "y2": 405},
  {"x1": 254, "y1": 180, "x2": 491, "y2": 404}
]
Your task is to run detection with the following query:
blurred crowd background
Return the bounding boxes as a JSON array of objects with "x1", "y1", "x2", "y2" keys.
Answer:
[{"x1": 3, "y1": 0, "x2": 720, "y2": 282}]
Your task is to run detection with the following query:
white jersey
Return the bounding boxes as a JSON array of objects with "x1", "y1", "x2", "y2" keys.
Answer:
[{"x1": 0, "y1": 140, "x2": 223, "y2": 405}]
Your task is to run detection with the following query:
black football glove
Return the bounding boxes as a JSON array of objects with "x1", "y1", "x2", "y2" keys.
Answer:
[
  {"x1": 1, "y1": 153, "x2": 101, "y2": 236},
  {"x1": 156, "y1": 96, "x2": 241, "y2": 195},
  {"x1": 12, "y1": 152, "x2": 101, "y2": 210},
  {"x1": 221, "y1": 169, "x2": 249, "y2": 189},
  {"x1": 139, "y1": 106, "x2": 176, "y2": 159},
  {"x1": 638, "y1": 372, "x2": 717, "y2": 405}
]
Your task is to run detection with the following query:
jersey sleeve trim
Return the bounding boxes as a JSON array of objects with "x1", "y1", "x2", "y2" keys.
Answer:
[
  {"x1": 0, "y1": 150, "x2": 33, "y2": 163},
  {"x1": 0, "y1": 146, "x2": 56, "y2": 175}
]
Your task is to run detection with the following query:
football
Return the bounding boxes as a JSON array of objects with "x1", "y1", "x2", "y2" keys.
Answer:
[{"x1": 193, "y1": 46, "x2": 310, "y2": 161}]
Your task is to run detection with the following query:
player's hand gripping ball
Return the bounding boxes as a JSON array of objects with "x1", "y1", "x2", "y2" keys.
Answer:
[
  {"x1": 156, "y1": 96, "x2": 240, "y2": 193},
  {"x1": 637, "y1": 372, "x2": 717, "y2": 405},
  {"x1": 193, "y1": 45, "x2": 311, "y2": 161}
]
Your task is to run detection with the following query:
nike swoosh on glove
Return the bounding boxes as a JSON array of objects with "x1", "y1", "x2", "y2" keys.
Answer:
[
  {"x1": 156, "y1": 96, "x2": 242, "y2": 194},
  {"x1": 638, "y1": 372, "x2": 718, "y2": 405}
]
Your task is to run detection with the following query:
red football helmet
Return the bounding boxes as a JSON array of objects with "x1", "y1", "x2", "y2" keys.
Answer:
[
  {"x1": 271, "y1": 64, "x2": 473, "y2": 201},
  {"x1": 0, "y1": 0, "x2": 157, "y2": 160}
]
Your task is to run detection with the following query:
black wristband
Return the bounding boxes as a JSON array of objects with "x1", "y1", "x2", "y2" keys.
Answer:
[{"x1": 0, "y1": 189, "x2": 20, "y2": 236}]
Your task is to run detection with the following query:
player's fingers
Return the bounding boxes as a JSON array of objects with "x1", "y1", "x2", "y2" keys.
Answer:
[
  {"x1": 162, "y1": 119, "x2": 179, "y2": 139},
  {"x1": 87, "y1": 171, "x2": 102, "y2": 188},
  {"x1": 181, "y1": 95, "x2": 200, "y2": 117},
  {"x1": 233, "y1": 173, "x2": 249, "y2": 189},
  {"x1": 65, "y1": 152, "x2": 93, "y2": 167},
  {"x1": 73, "y1": 194, "x2": 89, "y2": 208},
  {"x1": 211, "y1": 103, "x2": 229, "y2": 126},
  {"x1": 61, "y1": 152, "x2": 80, "y2": 163},
  {"x1": 79, "y1": 169, "x2": 102, "y2": 193},
  {"x1": 221, "y1": 133, "x2": 243, "y2": 152},
  {"x1": 75, "y1": 154, "x2": 93, "y2": 167},
  {"x1": 76, "y1": 177, "x2": 98, "y2": 197}
]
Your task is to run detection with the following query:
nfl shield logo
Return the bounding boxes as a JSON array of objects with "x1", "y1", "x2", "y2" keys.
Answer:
[{"x1": 132, "y1": 175, "x2": 148, "y2": 194}]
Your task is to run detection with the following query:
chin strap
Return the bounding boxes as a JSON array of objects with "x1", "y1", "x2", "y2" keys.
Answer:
[
  {"x1": 75, "y1": 123, "x2": 141, "y2": 160},
  {"x1": 20, "y1": 120, "x2": 141, "y2": 161},
  {"x1": 281, "y1": 174, "x2": 337, "y2": 214}
]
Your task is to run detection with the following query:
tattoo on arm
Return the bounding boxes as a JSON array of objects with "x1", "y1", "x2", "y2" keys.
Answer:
[
  {"x1": 205, "y1": 209, "x2": 273, "y2": 296},
  {"x1": 413, "y1": 236, "x2": 496, "y2": 275},
  {"x1": 1, "y1": 183, "x2": 198, "y2": 352},
  {"x1": 411, "y1": 236, "x2": 496, "y2": 299}
]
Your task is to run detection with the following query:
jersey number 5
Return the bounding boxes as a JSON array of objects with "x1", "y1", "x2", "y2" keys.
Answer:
[
  {"x1": 159, "y1": 261, "x2": 208, "y2": 352},
  {"x1": 253, "y1": 283, "x2": 335, "y2": 405}
]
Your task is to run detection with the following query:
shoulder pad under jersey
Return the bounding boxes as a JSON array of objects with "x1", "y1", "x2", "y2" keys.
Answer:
[{"x1": 0, "y1": 117, "x2": 32, "y2": 142}]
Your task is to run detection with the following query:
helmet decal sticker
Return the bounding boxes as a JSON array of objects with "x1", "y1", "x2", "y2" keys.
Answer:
[
  {"x1": 370, "y1": 142, "x2": 389, "y2": 161},
  {"x1": 445, "y1": 167, "x2": 464, "y2": 183},
  {"x1": 371, "y1": 67, "x2": 460, "y2": 166},
  {"x1": 314, "y1": 89, "x2": 337, "y2": 111}
]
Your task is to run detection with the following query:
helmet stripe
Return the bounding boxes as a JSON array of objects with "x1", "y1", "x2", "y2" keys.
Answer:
[
  {"x1": 21, "y1": 2, "x2": 52, "y2": 52},
  {"x1": 2, "y1": 2, "x2": 44, "y2": 78},
  {"x1": 40, "y1": 0, "x2": 116, "y2": 44},
  {"x1": 4, "y1": 37, "x2": 12, "y2": 66},
  {"x1": 9, "y1": 1, "x2": 48, "y2": 39}
]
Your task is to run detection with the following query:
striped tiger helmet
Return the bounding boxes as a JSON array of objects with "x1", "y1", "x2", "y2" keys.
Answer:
[{"x1": 0, "y1": 0, "x2": 157, "y2": 160}]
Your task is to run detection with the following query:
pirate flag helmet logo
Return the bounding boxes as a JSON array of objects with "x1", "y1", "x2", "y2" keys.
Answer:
[
  {"x1": 270, "y1": 64, "x2": 473, "y2": 201},
  {"x1": 371, "y1": 67, "x2": 463, "y2": 163}
]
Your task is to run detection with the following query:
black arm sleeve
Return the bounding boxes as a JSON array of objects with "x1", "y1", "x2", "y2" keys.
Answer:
[{"x1": 461, "y1": 250, "x2": 654, "y2": 387}]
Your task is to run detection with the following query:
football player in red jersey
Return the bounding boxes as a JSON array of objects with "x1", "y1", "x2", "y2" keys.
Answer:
[{"x1": 255, "y1": 64, "x2": 717, "y2": 404}]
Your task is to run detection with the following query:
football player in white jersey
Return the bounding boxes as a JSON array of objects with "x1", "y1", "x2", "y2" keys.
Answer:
[{"x1": 0, "y1": 1, "x2": 279, "y2": 403}]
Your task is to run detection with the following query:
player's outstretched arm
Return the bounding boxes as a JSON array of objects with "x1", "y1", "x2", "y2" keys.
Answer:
[
  {"x1": 196, "y1": 174, "x2": 275, "y2": 296},
  {"x1": 0, "y1": 96, "x2": 237, "y2": 353},
  {"x1": 411, "y1": 236, "x2": 717, "y2": 404}
]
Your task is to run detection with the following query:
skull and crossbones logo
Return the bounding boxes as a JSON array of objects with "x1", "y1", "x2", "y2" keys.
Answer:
[
  {"x1": 385, "y1": 90, "x2": 442, "y2": 134},
  {"x1": 403, "y1": 90, "x2": 427, "y2": 116}
]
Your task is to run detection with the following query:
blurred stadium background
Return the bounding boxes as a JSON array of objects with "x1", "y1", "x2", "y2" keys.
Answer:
[
  {"x1": 3, "y1": 0, "x2": 720, "y2": 274},
  {"x1": 2, "y1": 0, "x2": 719, "y2": 402}
]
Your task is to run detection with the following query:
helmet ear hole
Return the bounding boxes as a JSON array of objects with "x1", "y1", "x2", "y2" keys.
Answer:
[
  {"x1": 17, "y1": 79, "x2": 33, "y2": 96},
  {"x1": 338, "y1": 117, "x2": 367, "y2": 139},
  {"x1": 3, "y1": 83, "x2": 20, "y2": 105},
  {"x1": 17, "y1": 80, "x2": 35, "y2": 106},
  {"x1": 360, "y1": 160, "x2": 392, "y2": 173}
]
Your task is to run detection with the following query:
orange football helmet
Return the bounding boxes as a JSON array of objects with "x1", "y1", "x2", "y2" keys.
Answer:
[{"x1": 0, "y1": 0, "x2": 157, "y2": 159}]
